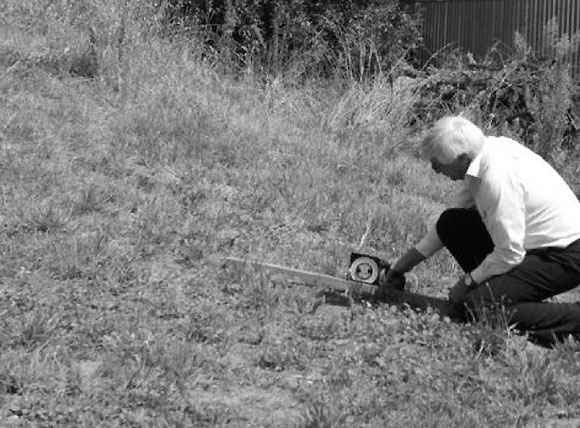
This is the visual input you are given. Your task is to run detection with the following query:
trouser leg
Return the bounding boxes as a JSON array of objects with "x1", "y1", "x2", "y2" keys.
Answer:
[
  {"x1": 435, "y1": 208, "x2": 492, "y2": 321},
  {"x1": 456, "y1": 248, "x2": 580, "y2": 346},
  {"x1": 512, "y1": 302, "x2": 580, "y2": 346},
  {"x1": 435, "y1": 208, "x2": 493, "y2": 272},
  {"x1": 436, "y1": 208, "x2": 580, "y2": 346}
]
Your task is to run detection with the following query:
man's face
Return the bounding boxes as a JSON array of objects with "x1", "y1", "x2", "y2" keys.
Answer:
[{"x1": 430, "y1": 155, "x2": 469, "y2": 181}]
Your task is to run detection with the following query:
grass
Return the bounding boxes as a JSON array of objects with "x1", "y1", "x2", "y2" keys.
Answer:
[{"x1": 0, "y1": 1, "x2": 580, "y2": 427}]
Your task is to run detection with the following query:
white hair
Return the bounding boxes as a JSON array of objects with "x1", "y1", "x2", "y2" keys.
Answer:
[{"x1": 421, "y1": 116, "x2": 486, "y2": 163}]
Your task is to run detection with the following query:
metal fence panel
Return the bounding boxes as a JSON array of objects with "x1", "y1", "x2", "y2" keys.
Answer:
[{"x1": 404, "y1": 0, "x2": 580, "y2": 67}]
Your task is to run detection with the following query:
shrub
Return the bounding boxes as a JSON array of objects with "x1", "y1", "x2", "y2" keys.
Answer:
[
  {"x1": 163, "y1": 0, "x2": 423, "y2": 79},
  {"x1": 412, "y1": 19, "x2": 580, "y2": 163}
]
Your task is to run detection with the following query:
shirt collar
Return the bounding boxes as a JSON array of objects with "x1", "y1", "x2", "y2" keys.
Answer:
[{"x1": 465, "y1": 140, "x2": 487, "y2": 179}]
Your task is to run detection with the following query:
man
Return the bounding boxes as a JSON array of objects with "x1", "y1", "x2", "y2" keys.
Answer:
[{"x1": 384, "y1": 116, "x2": 580, "y2": 347}]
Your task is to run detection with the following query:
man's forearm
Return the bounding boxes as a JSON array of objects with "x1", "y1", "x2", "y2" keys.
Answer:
[{"x1": 391, "y1": 247, "x2": 426, "y2": 274}]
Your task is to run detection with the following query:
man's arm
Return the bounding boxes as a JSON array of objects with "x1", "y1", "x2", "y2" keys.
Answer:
[
  {"x1": 384, "y1": 220, "x2": 442, "y2": 286},
  {"x1": 385, "y1": 181, "x2": 474, "y2": 286},
  {"x1": 389, "y1": 247, "x2": 426, "y2": 275}
]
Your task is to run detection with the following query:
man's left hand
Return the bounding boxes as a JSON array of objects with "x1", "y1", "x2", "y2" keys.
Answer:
[{"x1": 449, "y1": 274, "x2": 477, "y2": 304}]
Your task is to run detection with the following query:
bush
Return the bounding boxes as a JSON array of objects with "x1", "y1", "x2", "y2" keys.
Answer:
[
  {"x1": 164, "y1": 0, "x2": 423, "y2": 79},
  {"x1": 412, "y1": 19, "x2": 580, "y2": 162}
]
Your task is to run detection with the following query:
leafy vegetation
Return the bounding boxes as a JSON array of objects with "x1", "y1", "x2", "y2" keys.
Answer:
[
  {"x1": 414, "y1": 18, "x2": 580, "y2": 167},
  {"x1": 0, "y1": 0, "x2": 579, "y2": 426},
  {"x1": 165, "y1": 0, "x2": 422, "y2": 79}
]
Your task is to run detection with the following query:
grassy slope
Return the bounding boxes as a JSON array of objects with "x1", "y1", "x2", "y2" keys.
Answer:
[{"x1": 1, "y1": 3, "x2": 580, "y2": 427}]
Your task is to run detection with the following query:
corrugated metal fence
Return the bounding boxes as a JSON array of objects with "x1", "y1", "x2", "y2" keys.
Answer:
[{"x1": 403, "y1": 0, "x2": 580, "y2": 67}]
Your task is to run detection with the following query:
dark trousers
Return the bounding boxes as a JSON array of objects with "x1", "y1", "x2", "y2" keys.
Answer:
[{"x1": 437, "y1": 208, "x2": 580, "y2": 347}]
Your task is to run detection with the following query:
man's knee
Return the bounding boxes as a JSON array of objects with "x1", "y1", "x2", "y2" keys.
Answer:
[{"x1": 436, "y1": 209, "x2": 464, "y2": 240}]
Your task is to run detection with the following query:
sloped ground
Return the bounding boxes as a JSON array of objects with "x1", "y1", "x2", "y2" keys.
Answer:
[{"x1": 1, "y1": 10, "x2": 580, "y2": 427}]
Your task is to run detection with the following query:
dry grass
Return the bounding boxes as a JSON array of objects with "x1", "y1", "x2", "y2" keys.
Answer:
[{"x1": 0, "y1": 1, "x2": 579, "y2": 427}]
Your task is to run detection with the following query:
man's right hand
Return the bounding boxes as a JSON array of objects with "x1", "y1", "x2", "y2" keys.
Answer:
[
  {"x1": 380, "y1": 267, "x2": 406, "y2": 291},
  {"x1": 377, "y1": 247, "x2": 426, "y2": 293}
]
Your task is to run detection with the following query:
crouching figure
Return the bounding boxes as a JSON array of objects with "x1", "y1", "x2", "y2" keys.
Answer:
[{"x1": 385, "y1": 116, "x2": 580, "y2": 347}]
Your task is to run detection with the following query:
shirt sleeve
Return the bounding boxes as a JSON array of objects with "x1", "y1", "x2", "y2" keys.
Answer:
[{"x1": 470, "y1": 168, "x2": 526, "y2": 284}]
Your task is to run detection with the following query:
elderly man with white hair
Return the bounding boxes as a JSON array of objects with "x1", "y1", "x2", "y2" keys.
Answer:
[{"x1": 384, "y1": 115, "x2": 580, "y2": 347}]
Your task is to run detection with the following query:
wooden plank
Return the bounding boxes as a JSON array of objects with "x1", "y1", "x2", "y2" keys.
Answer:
[
  {"x1": 221, "y1": 256, "x2": 454, "y2": 315},
  {"x1": 530, "y1": 0, "x2": 538, "y2": 48},
  {"x1": 222, "y1": 256, "x2": 378, "y2": 295},
  {"x1": 568, "y1": 0, "x2": 571, "y2": 35},
  {"x1": 372, "y1": 287, "x2": 453, "y2": 315}
]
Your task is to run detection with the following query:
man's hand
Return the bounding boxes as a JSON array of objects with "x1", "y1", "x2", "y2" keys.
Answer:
[
  {"x1": 375, "y1": 267, "x2": 406, "y2": 301},
  {"x1": 376, "y1": 247, "x2": 425, "y2": 293},
  {"x1": 448, "y1": 273, "x2": 477, "y2": 304},
  {"x1": 380, "y1": 267, "x2": 406, "y2": 291}
]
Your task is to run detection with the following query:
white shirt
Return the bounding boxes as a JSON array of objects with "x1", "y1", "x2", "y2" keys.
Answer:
[{"x1": 416, "y1": 136, "x2": 580, "y2": 284}]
